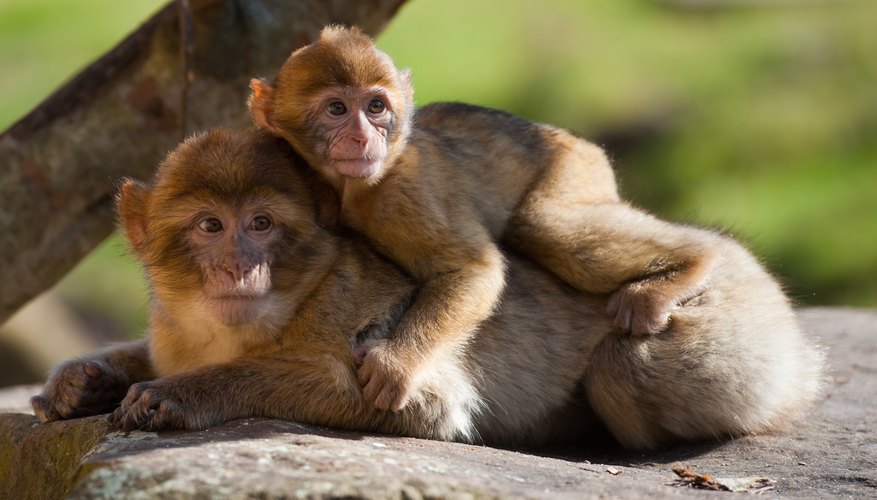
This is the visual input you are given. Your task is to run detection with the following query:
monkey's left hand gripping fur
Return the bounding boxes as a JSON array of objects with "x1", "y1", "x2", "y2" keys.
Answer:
[{"x1": 355, "y1": 339, "x2": 422, "y2": 412}]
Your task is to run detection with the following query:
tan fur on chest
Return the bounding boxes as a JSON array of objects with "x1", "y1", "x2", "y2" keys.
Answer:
[{"x1": 150, "y1": 308, "x2": 277, "y2": 376}]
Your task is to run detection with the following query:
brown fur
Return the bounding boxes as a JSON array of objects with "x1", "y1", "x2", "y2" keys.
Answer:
[
  {"x1": 248, "y1": 26, "x2": 721, "y2": 411},
  {"x1": 32, "y1": 129, "x2": 822, "y2": 449}
]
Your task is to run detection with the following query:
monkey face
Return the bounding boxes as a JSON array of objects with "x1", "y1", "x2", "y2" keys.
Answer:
[
  {"x1": 248, "y1": 25, "x2": 414, "y2": 186},
  {"x1": 117, "y1": 129, "x2": 332, "y2": 331},
  {"x1": 185, "y1": 204, "x2": 279, "y2": 326},
  {"x1": 308, "y1": 85, "x2": 395, "y2": 180}
]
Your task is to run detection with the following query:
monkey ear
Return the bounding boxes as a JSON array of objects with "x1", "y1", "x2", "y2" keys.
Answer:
[
  {"x1": 398, "y1": 68, "x2": 415, "y2": 102},
  {"x1": 248, "y1": 78, "x2": 282, "y2": 136},
  {"x1": 116, "y1": 179, "x2": 150, "y2": 252}
]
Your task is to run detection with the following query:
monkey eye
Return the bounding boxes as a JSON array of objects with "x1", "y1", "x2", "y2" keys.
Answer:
[
  {"x1": 367, "y1": 99, "x2": 386, "y2": 114},
  {"x1": 198, "y1": 217, "x2": 223, "y2": 233},
  {"x1": 327, "y1": 101, "x2": 347, "y2": 116},
  {"x1": 250, "y1": 215, "x2": 272, "y2": 232}
]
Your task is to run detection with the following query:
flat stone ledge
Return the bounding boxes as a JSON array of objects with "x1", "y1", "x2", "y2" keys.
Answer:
[{"x1": 1, "y1": 307, "x2": 875, "y2": 499}]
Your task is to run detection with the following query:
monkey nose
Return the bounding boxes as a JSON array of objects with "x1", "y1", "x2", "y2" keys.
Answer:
[
  {"x1": 218, "y1": 261, "x2": 271, "y2": 291},
  {"x1": 222, "y1": 266, "x2": 245, "y2": 283}
]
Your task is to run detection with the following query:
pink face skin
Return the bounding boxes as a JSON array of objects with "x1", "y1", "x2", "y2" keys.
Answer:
[
  {"x1": 188, "y1": 206, "x2": 279, "y2": 326},
  {"x1": 313, "y1": 86, "x2": 394, "y2": 180}
]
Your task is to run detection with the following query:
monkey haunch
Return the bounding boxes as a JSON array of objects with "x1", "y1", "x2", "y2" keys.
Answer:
[
  {"x1": 249, "y1": 26, "x2": 722, "y2": 411},
  {"x1": 32, "y1": 129, "x2": 822, "y2": 450}
]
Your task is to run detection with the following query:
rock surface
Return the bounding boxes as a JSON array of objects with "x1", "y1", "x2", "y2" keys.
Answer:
[{"x1": 1, "y1": 307, "x2": 875, "y2": 499}]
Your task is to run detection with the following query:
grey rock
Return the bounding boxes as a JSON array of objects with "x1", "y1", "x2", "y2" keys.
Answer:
[{"x1": 1, "y1": 307, "x2": 875, "y2": 499}]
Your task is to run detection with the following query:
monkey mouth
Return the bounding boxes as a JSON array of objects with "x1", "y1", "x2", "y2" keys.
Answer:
[{"x1": 333, "y1": 158, "x2": 379, "y2": 179}]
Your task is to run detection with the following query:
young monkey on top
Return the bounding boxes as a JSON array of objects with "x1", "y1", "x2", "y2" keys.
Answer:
[{"x1": 249, "y1": 26, "x2": 719, "y2": 412}]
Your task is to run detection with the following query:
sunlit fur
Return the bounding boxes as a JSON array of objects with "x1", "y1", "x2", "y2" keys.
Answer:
[
  {"x1": 247, "y1": 25, "x2": 743, "y2": 412},
  {"x1": 34, "y1": 129, "x2": 822, "y2": 450},
  {"x1": 251, "y1": 25, "x2": 413, "y2": 184},
  {"x1": 116, "y1": 129, "x2": 337, "y2": 376}
]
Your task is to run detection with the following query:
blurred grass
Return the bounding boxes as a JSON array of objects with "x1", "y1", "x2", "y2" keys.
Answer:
[
  {"x1": 380, "y1": 0, "x2": 877, "y2": 307},
  {"x1": 1, "y1": 0, "x2": 874, "y2": 339},
  {"x1": 0, "y1": 0, "x2": 166, "y2": 336}
]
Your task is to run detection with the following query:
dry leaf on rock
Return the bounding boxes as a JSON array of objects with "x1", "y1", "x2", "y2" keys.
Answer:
[{"x1": 671, "y1": 466, "x2": 775, "y2": 493}]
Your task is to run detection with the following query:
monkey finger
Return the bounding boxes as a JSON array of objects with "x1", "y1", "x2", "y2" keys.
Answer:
[
  {"x1": 631, "y1": 310, "x2": 671, "y2": 336},
  {"x1": 606, "y1": 291, "x2": 627, "y2": 318},
  {"x1": 357, "y1": 356, "x2": 377, "y2": 386},
  {"x1": 115, "y1": 396, "x2": 158, "y2": 432},
  {"x1": 389, "y1": 391, "x2": 410, "y2": 413},
  {"x1": 30, "y1": 396, "x2": 61, "y2": 422},
  {"x1": 357, "y1": 366, "x2": 372, "y2": 386},
  {"x1": 108, "y1": 404, "x2": 131, "y2": 429},
  {"x1": 361, "y1": 378, "x2": 381, "y2": 404},
  {"x1": 108, "y1": 404, "x2": 135, "y2": 428},
  {"x1": 372, "y1": 390, "x2": 393, "y2": 411},
  {"x1": 607, "y1": 293, "x2": 635, "y2": 332},
  {"x1": 112, "y1": 384, "x2": 158, "y2": 430},
  {"x1": 108, "y1": 406, "x2": 131, "y2": 430},
  {"x1": 611, "y1": 309, "x2": 634, "y2": 333},
  {"x1": 107, "y1": 407, "x2": 121, "y2": 426},
  {"x1": 144, "y1": 399, "x2": 193, "y2": 431},
  {"x1": 120, "y1": 408, "x2": 156, "y2": 432},
  {"x1": 120, "y1": 382, "x2": 149, "y2": 406},
  {"x1": 352, "y1": 345, "x2": 369, "y2": 366}
]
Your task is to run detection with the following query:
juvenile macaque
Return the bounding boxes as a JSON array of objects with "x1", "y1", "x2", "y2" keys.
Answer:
[
  {"x1": 32, "y1": 129, "x2": 822, "y2": 450},
  {"x1": 248, "y1": 26, "x2": 719, "y2": 411}
]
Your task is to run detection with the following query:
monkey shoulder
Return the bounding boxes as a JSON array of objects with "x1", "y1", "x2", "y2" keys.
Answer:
[{"x1": 415, "y1": 102, "x2": 531, "y2": 131}]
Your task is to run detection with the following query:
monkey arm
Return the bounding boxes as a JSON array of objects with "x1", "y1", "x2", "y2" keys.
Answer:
[
  {"x1": 395, "y1": 240, "x2": 507, "y2": 344},
  {"x1": 344, "y1": 174, "x2": 510, "y2": 411},
  {"x1": 355, "y1": 238, "x2": 507, "y2": 412},
  {"x1": 507, "y1": 200, "x2": 719, "y2": 335},
  {"x1": 31, "y1": 339, "x2": 155, "y2": 421},
  {"x1": 109, "y1": 351, "x2": 412, "y2": 435}
]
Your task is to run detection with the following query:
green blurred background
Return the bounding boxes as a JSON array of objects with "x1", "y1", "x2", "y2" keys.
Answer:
[{"x1": 1, "y1": 0, "x2": 875, "y2": 384}]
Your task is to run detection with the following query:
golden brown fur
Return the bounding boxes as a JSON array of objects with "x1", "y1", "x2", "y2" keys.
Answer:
[
  {"x1": 32, "y1": 129, "x2": 822, "y2": 449},
  {"x1": 249, "y1": 26, "x2": 719, "y2": 411}
]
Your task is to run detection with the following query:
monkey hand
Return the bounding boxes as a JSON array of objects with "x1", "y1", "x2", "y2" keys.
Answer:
[
  {"x1": 31, "y1": 358, "x2": 130, "y2": 422},
  {"x1": 355, "y1": 340, "x2": 419, "y2": 412},
  {"x1": 109, "y1": 380, "x2": 206, "y2": 432},
  {"x1": 607, "y1": 281, "x2": 674, "y2": 335}
]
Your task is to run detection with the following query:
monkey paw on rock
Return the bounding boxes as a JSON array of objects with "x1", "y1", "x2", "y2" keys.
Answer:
[
  {"x1": 31, "y1": 358, "x2": 130, "y2": 422},
  {"x1": 607, "y1": 282, "x2": 674, "y2": 335},
  {"x1": 109, "y1": 380, "x2": 205, "y2": 431},
  {"x1": 354, "y1": 340, "x2": 420, "y2": 412}
]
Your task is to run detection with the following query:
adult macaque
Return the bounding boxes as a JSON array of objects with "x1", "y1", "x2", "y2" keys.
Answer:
[
  {"x1": 248, "y1": 26, "x2": 719, "y2": 411},
  {"x1": 32, "y1": 129, "x2": 822, "y2": 450}
]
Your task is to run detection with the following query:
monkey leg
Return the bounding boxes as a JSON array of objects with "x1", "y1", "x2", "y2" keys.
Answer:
[
  {"x1": 505, "y1": 195, "x2": 718, "y2": 335},
  {"x1": 583, "y1": 329, "x2": 744, "y2": 450},
  {"x1": 583, "y1": 291, "x2": 823, "y2": 450},
  {"x1": 520, "y1": 136, "x2": 621, "y2": 207},
  {"x1": 31, "y1": 340, "x2": 154, "y2": 422}
]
